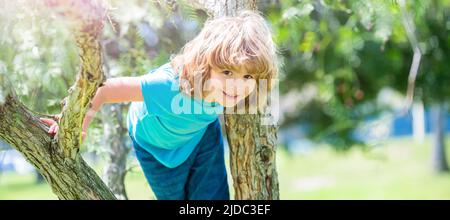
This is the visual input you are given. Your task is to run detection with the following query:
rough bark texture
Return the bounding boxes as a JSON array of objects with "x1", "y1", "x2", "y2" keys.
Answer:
[
  {"x1": 431, "y1": 104, "x2": 449, "y2": 173},
  {"x1": 0, "y1": 88, "x2": 115, "y2": 199},
  {"x1": 54, "y1": 0, "x2": 107, "y2": 159},
  {"x1": 197, "y1": 0, "x2": 280, "y2": 200},
  {"x1": 0, "y1": 0, "x2": 117, "y2": 200}
]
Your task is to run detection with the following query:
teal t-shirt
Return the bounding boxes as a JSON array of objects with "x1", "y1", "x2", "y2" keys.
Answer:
[{"x1": 127, "y1": 63, "x2": 223, "y2": 168}]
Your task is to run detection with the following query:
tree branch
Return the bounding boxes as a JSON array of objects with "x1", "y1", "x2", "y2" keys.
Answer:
[
  {"x1": 399, "y1": 0, "x2": 422, "y2": 113},
  {"x1": 0, "y1": 0, "x2": 118, "y2": 200},
  {"x1": 44, "y1": 0, "x2": 108, "y2": 158},
  {"x1": 0, "y1": 75, "x2": 115, "y2": 199}
]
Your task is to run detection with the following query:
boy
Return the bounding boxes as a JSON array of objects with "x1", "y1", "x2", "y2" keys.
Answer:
[{"x1": 42, "y1": 11, "x2": 278, "y2": 200}]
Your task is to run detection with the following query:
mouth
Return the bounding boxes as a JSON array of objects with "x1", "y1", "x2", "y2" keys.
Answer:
[{"x1": 222, "y1": 91, "x2": 238, "y2": 100}]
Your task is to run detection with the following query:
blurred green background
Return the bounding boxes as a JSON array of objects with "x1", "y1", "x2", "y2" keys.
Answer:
[{"x1": 1, "y1": 0, "x2": 449, "y2": 199}]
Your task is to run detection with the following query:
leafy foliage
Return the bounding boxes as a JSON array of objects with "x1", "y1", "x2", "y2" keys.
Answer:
[{"x1": 264, "y1": 0, "x2": 449, "y2": 149}]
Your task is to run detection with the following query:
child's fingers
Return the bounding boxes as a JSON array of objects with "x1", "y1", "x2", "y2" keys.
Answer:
[
  {"x1": 40, "y1": 118, "x2": 55, "y2": 126},
  {"x1": 49, "y1": 124, "x2": 56, "y2": 134},
  {"x1": 50, "y1": 124, "x2": 59, "y2": 135},
  {"x1": 40, "y1": 117, "x2": 60, "y2": 135}
]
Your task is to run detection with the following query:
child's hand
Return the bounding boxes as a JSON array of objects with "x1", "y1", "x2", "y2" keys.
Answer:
[
  {"x1": 40, "y1": 117, "x2": 86, "y2": 140},
  {"x1": 40, "y1": 117, "x2": 59, "y2": 135}
]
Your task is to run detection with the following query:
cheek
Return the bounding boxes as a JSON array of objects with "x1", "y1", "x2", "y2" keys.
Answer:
[
  {"x1": 204, "y1": 72, "x2": 226, "y2": 103},
  {"x1": 206, "y1": 77, "x2": 225, "y2": 94}
]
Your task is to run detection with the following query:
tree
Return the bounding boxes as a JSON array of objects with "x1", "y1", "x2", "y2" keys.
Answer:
[
  {"x1": 0, "y1": 0, "x2": 280, "y2": 200},
  {"x1": 0, "y1": 0, "x2": 116, "y2": 199},
  {"x1": 193, "y1": 0, "x2": 280, "y2": 200}
]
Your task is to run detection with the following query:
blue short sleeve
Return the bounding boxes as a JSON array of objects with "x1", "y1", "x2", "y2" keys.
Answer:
[{"x1": 140, "y1": 65, "x2": 177, "y2": 116}]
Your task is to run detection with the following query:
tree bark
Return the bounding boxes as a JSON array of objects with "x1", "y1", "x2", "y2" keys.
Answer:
[
  {"x1": 101, "y1": 104, "x2": 130, "y2": 200},
  {"x1": 0, "y1": 0, "x2": 117, "y2": 200},
  {"x1": 195, "y1": 0, "x2": 280, "y2": 200},
  {"x1": 0, "y1": 90, "x2": 115, "y2": 199},
  {"x1": 431, "y1": 103, "x2": 449, "y2": 173}
]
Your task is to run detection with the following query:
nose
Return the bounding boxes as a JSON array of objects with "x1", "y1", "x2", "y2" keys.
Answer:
[{"x1": 223, "y1": 79, "x2": 252, "y2": 96}]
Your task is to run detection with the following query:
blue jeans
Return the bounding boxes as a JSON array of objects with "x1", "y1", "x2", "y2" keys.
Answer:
[{"x1": 129, "y1": 119, "x2": 230, "y2": 200}]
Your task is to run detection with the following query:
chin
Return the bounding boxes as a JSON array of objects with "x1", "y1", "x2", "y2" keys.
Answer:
[
  {"x1": 219, "y1": 98, "x2": 244, "y2": 108},
  {"x1": 221, "y1": 102, "x2": 238, "y2": 108}
]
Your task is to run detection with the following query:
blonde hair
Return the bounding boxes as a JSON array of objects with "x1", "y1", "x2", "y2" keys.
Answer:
[{"x1": 171, "y1": 10, "x2": 279, "y2": 108}]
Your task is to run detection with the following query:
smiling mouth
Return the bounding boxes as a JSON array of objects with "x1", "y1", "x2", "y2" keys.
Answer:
[{"x1": 222, "y1": 91, "x2": 238, "y2": 99}]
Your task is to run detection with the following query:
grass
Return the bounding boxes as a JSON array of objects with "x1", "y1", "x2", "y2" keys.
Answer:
[
  {"x1": 1, "y1": 136, "x2": 450, "y2": 200},
  {"x1": 276, "y1": 137, "x2": 450, "y2": 199}
]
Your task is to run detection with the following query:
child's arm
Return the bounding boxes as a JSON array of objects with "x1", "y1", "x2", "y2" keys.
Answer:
[
  {"x1": 41, "y1": 77, "x2": 143, "y2": 138},
  {"x1": 95, "y1": 77, "x2": 144, "y2": 104},
  {"x1": 81, "y1": 77, "x2": 143, "y2": 132}
]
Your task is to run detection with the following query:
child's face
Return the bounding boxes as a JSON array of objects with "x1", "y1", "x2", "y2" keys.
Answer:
[{"x1": 205, "y1": 66, "x2": 257, "y2": 107}]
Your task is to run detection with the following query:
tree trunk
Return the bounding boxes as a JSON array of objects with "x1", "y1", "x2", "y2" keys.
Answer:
[
  {"x1": 0, "y1": 0, "x2": 117, "y2": 200},
  {"x1": 99, "y1": 37, "x2": 130, "y2": 200},
  {"x1": 101, "y1": 104, "x2": 130, "y2": 200},
  {"x1": 412, "y1": 101, "x2": 425, "y2": 143},
  {"x1": 195, "y1": 0, "x2": 280, "y2": 200},
  {"x1": 0, "y1": 92, "x2": 115, "y2": 199},
  {"x1": 431, "y1": 103, "x2": 449, "y2": 173}
]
